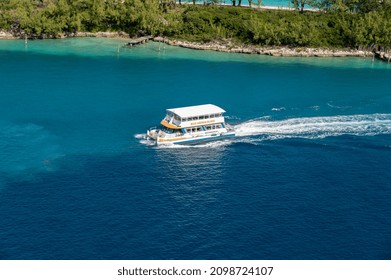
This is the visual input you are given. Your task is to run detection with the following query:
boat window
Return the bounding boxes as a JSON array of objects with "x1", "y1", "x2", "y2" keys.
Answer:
[
  {"x1": 206, "y1": 126, "x2": 211, "y2": 130},
  {"x1": 160, "y1": 127, "x2": 176, "y2": 134},
  {"x1": 197, "y1": 127, "x2": 202, "y2": 132},
  {"x1": 204, "y1": 115, "x2": 209, "y2": 119},
  {"x1": 199, "y1": 115, "x2": 204, "y2": 120},
  {"x1": 192, "y1": 116, "x2": 198, "y2": 120},
  {"x1": 191, "y1": 128, "x2": 196, "y2": 132},
  {"x1": 216, "y1": 124, "x2": 222, "y2": 129},
  {"x1": 186, "y1": 128, "x2": 191, "y2": 133}
]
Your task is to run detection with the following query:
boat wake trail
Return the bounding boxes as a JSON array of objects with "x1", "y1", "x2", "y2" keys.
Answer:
[
  {"x1": 134, "y1": 133, "x2": 156, "y2": 146},
  {"x1": 235, "y1": 114, "x2": 391, "y2": 141},
  {"x1": 137, "y1": 114, "x2": 391, "y2": 148}
]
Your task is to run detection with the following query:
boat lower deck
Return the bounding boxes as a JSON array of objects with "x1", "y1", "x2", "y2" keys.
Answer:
[
  {"x1": 173, "y1": 132, "x2": 236, "y2": 145},
  {"x1": 147, "y1": 126, "x2": 236, "y2": 144}
]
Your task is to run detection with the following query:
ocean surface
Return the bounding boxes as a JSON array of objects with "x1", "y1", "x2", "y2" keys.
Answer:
[{"x1": 0, "y1": 38, "x2": 390, "y2": 260}]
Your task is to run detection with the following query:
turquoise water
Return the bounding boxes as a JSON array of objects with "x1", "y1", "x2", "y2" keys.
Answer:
[{"x1": 0, "y1": 38, "x2": 391, "y2": 259}]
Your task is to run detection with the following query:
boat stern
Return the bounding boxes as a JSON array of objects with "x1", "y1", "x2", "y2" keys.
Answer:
[{"x1": 146, "y1": 127, "x2": 158, "y2": 141}]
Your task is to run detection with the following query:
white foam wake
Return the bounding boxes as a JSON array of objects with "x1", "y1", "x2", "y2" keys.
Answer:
[
  {"x1": 136, "y1": 114, "x2": 391, "y2": 148},
  {"x1": 235, "y1": 114, "x2": 391, "y2": 140}
]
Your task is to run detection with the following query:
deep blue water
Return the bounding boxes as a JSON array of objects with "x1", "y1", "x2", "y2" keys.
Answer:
[{"x1": 0, "y1": 39, "x2": 391, "y2": 260}]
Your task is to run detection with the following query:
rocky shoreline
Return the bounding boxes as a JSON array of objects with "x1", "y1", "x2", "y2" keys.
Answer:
[
  {"x1": 0, "y1": 30, "x2": 14, "y2": 39},
  {"x1": 375, "y1": 50, "x2": 391, "y2": 62},
  {"x1": 153, "y1": 37, "x2": 391, "y2": 62},
  {"x1": 2, "y1": 29, "x2": 389, "y2": 61},
  {"x1": 152, "y1": 36, "x2": 372, "y2": 58}
]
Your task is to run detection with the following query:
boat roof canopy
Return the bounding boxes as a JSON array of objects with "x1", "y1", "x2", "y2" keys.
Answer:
[{"x1": 167, "y1": 104, "x2": 226, "y2": 119}]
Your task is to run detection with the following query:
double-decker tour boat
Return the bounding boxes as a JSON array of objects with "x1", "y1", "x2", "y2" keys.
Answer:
[{"x1": 146, "y1": 104, "x2": 235, "y2": 145}]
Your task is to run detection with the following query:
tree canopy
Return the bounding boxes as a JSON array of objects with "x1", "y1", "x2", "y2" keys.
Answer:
[{"x1": 0, "y1": 0, "x2": 390, "y2": 49}]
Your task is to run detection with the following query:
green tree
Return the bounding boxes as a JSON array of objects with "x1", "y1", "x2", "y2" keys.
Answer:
[{"x1": 292, "y1": 0, "x2": 308, "y2": 11}]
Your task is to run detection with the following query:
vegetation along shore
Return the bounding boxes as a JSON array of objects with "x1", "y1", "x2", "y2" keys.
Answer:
[{"x1": 1, "y1": 0, "x2": 391, "y2": 61}]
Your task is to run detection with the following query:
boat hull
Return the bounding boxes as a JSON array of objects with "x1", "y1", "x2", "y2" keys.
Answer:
[
  {"x1": 171, "y1": 133, "x2": 236, "y2": 145},
  {"x1": 147, "y1": 130, "x2": 235, "y2": 146}
]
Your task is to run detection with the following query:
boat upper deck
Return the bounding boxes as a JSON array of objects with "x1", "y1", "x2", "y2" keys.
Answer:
[
  {"x1": 161, "y1": 104, "x2": 227, "y2": 129},
  {"x1": 167, "y1": 104, "x2": 225, "y2": 118}
]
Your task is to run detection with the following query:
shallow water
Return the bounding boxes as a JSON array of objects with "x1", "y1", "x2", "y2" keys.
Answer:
[{"x1": 0, "y1": 38, "x2": 390, "y2": 259}]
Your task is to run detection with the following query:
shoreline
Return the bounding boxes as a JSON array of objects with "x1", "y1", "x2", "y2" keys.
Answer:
[
  {"x1": 2, "y1": 30, "x2": 389, "y2": 61},
  {"x1": 152, "y1": 36, "x2": 372, "y2": 58}
]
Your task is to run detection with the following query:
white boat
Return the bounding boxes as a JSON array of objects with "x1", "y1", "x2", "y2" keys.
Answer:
[{"x1": 147, "y1": 104, "x2": 235, "y2": 145}]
